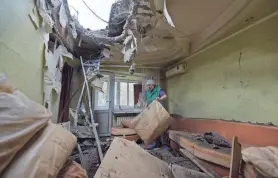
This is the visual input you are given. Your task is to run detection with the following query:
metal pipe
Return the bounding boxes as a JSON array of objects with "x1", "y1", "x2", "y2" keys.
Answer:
[
  {"x1": 100, "y1": 64, "x2": 161, "y2": 69},
  {"x1": 77, "y1": 144, "x2": 85, "y2": 167},
  {"x1": 80, "y1": 56, "x2": 104, "y2": 160}
]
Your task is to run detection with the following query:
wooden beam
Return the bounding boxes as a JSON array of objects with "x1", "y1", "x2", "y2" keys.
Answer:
[
  {"x1": 169, "y1": 130, "x2": 231, "y2": 168},
  {"x1": 229, "y1": 136, "x2": 242, "y2": 178}
]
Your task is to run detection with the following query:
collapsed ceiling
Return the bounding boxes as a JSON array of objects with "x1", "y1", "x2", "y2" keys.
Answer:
[{"x1": 39, "y1": 0, "x2": 278, "y2": 70}]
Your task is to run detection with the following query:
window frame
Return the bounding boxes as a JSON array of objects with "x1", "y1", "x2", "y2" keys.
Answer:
[
  {"x1": 114, "y1": 79, "x2": 138, "y2": 110},
  {"x1": 94, "y1": 79, "x2": 110, "y2": 110}
]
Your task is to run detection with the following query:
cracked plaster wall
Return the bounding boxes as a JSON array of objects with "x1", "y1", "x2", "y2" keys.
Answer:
[
  {"x1": 167, "y1": 15, "x2": 278, "y2": 125},
  {"x1": 0, "y1": 0, "x2": 44, "y2": 103}
]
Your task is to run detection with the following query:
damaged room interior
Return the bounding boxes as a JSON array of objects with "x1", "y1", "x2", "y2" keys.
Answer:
[{"x1": 1, "y1": 0, "x2": 278, "y2": 177}]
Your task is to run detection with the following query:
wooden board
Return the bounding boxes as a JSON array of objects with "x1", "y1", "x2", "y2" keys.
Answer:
[
  {"x1": 169, "y1": 130, "x2": 231, "y2": 168},
  {"x1": 94, "y1": 137, "x2": 172, "y2": 178},
  {"x1": 180, "y1": 149, "x2": 220, "y2": 178},
  {"x1": 119, "y1": 134, "x2": 141, "y2": 141},
  {"x1": 229, "y1": 136, "x2": 242, "y2": 178},
  {"x1": 111, "y1": 127, "x2": 137, "y2": 136}
]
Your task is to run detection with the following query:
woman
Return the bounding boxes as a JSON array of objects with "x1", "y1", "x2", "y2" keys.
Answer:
[
  {"x1": 146, "y1": 79, "x2": 167, "y2": 106},
  {"x1": 145, "y1": 79, "x2": 169, "y2": 150}
]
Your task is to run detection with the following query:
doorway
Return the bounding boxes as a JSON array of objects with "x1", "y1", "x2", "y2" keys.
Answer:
[{"x1": 93, "y1": 72, "x2": 115, "y2": 136}]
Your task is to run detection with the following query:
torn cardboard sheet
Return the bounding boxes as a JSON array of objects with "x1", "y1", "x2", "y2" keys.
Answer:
[
  {"x1": 122, "y1": 101, "x2": 171, "y2": 145},
  {"x1": 0, "y1": 81, "x2": 51, "y2": 174},
  {"x1": 94, "y1": 137, "x2": 172, "y2": 178},
  {"x1": 2, "y1": 122, "x2": 77, "y2": 178}
]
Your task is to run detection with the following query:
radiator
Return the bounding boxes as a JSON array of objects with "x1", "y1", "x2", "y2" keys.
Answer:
[{"x1": 113, "y1": 116, "x2": 134, "y2": 126}]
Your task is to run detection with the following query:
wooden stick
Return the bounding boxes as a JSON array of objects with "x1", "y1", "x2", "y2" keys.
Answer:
[
  {"x1": 80, "y1": 56, "x2": 103, "y2": 160},
  {"x1": 180, "y1": 148, "x2": 220, "y2": 178},
  {"x1": 229, "y1": 136, "x2": 242, "y2": 178}
]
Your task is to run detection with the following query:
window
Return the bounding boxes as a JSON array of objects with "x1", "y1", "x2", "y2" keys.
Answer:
[
  {"x1": 114, "y1": 81, "x2": 137, "y2": 109},
  {"x1": 120, "y1": 82, "x2": 128, "y2": 106},
  {"x1": 95, "y1": 81, "x2": 109, "y2": 110},
  {"x1": 129, "y1": 83, "x2": 135, "y2": 106}
]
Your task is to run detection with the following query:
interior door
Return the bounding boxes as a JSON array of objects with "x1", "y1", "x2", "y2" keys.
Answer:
[{"x1": 94, "y1": 73, "x2": 114, "y2": 137}]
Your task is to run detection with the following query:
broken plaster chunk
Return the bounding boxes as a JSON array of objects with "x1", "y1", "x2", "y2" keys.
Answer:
[
  {"x1": 40, "y1": 12, "x2": 54, "y2": 33},
  {"x1": 59, "y1": 2, "x2": 68, "y2": 28},
  {"x1": 123, "y1": 35, "x2": 133, "y2": 46},
  {"x1": 28, "y1": 7, "x2": 40, "y2": 29},
  {"x1": 69, "y1": 21, "x2": 78, "y2": 39},
  {"x1": 44, "y1": 45, "x2": 73, "y2": 103},
  {"x1": 51, "y1": 0, "x2": 61, "y2": 8},
  {"x1": 123, "y1": 47, "x2": 136, "y2": 63},
  {"x1": 102, "y1": 48, "x2": 110, "y2": 59},
  {"x1": 36, "y1": 0, "x2": 54, "y2": 33}
]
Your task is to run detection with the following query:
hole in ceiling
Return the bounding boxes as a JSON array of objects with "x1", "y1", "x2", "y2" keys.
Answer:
[{"x1": 67, "y1": 0, "x2": 115, "y2": 30}]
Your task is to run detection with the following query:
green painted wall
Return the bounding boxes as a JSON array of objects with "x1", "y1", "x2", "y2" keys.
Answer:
[
  {"x1": 0, "y1": 0, "x2": 44, "y2": 103},
  {"x1": 167, "y1": 15, "x2": 278, "y2": 124}
]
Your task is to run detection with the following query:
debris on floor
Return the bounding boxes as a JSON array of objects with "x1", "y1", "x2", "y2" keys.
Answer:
[
  {"x1": 169, "y1": 163, "x2": 209, "y2": 178},
  {"x1": 94, "y1": 137, "x2": 222, "y2": 178},
  {"x1": 2, "y1": 75, "x2": 278, "y2": 178},
  {"x1": 169, "y1": 130, "x2": 231, "y2": 168},
  {"x1": 180, "y1": 148, "x2": 221, "y2": 178},
  {"x1": 148, "y1": 148, "x2": 201, "y2": 171}
]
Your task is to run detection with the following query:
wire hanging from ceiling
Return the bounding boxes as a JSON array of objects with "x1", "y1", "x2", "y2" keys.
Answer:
[{"x1": 81, "y1": 0, "x2": 129, "y2": 25}]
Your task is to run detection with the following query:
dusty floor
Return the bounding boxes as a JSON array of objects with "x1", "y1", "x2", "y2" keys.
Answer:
[
  {"x1": 72, "y1": 141, "x2": 203, "y2": 178},
  {"x1": 71, "y1": 137, "x2": 112, "y2": 178},
  {"x1": 148, "y1": 148, "x2": 201, "y2": 171}
]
